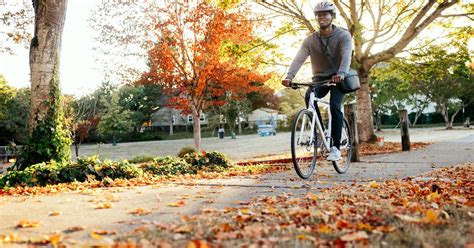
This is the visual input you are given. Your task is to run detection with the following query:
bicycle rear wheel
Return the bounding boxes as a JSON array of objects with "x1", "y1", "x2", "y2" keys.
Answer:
[
  {"x1": 332, "y1": 118, "x2": 352, "y2": 174},
  {"x1": 291, "y1": 109, "x2": 318, "y2": 179}
]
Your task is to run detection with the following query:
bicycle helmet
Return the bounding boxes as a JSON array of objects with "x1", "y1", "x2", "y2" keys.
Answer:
[{"x1": 314, "y1": 1, "x2": 336, "y2": 14}]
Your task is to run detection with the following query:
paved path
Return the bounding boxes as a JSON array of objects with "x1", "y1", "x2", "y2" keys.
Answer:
[
  {"x1": 0, "y1": 130, "x2": 472, "y2": 245},
  {"x1": 77, "y1": 127, "x2": 473, "y2": 161}
]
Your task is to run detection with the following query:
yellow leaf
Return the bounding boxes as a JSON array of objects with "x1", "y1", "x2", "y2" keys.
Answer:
[
  {"x1": 318, "y1": 224, "x2": 332, "y2": 234},
  {"x1": 426, "y1": 191, "x2": 440, "y2": 202},
  {"x1": 168, "y1": 200, "x2": 185, "y2": 207},
  {"x1": 46, "y1": 233, "x2": 62, "y2": 245},
  {"x1": 0, "y1": 233, "x2": 19, "y2": 243},
  {"x1": 305, "y1": 192, "x2": 318, "y2": 201},
  {"x1": 95, "y1": 202, "x2": 113, "y2": 209},
  {"x1": 368, "y1": 181, "x2": 379, "y2": 188},
  {"x1": 423, "y1": 209, "x2": 439, "y2": 223}
]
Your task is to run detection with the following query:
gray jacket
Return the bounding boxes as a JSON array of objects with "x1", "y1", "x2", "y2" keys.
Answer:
[{"x1": 285, "y1": 25, "x2": 352, "y2": 80}]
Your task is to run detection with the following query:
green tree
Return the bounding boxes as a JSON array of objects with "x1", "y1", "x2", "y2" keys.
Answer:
[
  {"x1": 117, "y1": 84, "x2": 164, "y2": 132},
  {"x1": 0, "y1": 77, "x2": 30, "y2": 145},
  {"x1": 395, "y1": 42, "x2": 473, "y2": 129},
  {"x1": 97, "y1": 94, "x2": 133, "y2": 146},
  {"x1": 370, "y1": 64, "x2": 431, "y2": 129},
  {"x1": 279, "y1": 88, "x2": 306, "y2": 116}
]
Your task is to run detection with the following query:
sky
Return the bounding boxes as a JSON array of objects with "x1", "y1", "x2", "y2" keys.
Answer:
[
  {"x1": 0, "y1": 0, "x2": 472, "y2": 97},
  {"x1": 0, "y1": 0, "x2": 100, "y2": 96}
]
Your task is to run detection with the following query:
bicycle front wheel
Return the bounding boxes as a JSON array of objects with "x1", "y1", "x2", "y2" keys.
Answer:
[
  {"x1": 291, "y1": 109, "x2": 318, "y2": 179},
  {"x1": 332, "y1": 118, "x2": 352, "y2": 174}
]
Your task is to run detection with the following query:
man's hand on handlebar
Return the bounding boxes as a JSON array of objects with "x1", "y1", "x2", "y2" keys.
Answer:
[
  {"x1": 331, "y1": 74, "x2": 344, "y2": 83},
  {"x1": 282, "y1": 79, "x2": 299, "y2": 89}
]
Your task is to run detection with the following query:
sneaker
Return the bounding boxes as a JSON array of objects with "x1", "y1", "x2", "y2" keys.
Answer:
[{"x1": 327, "y1": 146, "x2": 341, "y2": 161}]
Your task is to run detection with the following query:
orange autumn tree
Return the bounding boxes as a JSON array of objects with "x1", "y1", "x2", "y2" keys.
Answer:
[{"x1": 139, "y1": 1, "x2": 269, "y2": 151}]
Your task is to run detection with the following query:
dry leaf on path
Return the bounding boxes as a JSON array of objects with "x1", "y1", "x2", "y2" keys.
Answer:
[
  {"x1": 48, "y1": 211, "x2": 62, "y2": 216},
  {"x1": 340, "y1": 231, "x2": 369, "y2": 242},
  {"x1": 395, "y1": 214, "x2": 421, "y2": 223},
  {"x1": 64, "y1": 225, "x2": 86, "y2": 233},
  {"x1": 16, "y1": 220, "x2": 40, "y2": 228},
  {"x1": 186, "y1": 240, "x2": 208, "y2": 248},
  {"x1": 95, "y1": 202, "x2": 113, "y2": 209},
  {"x1": 128, "y1": 207, "x2": 152, "y2": 216},
  {"x1": 168, "y1": 200, "x2": 186, "y2": 207}
]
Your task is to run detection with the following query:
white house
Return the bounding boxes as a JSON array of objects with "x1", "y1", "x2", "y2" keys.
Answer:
[{"x1": 247, "y1": 108, "x2": 287, "y2": 127}]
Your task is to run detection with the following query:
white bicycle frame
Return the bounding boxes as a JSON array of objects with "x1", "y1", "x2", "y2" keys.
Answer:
[{"x1": 299, "y1": 91, "x2": 332, "y2": 152}]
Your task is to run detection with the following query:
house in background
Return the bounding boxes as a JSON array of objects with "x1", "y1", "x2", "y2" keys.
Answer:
[
  {"x1": 247, "y1": 108, "x2": 287, "y2": 128},
  {"x1": 149, "y1": 107, "x2": 208, "y2": 131}
]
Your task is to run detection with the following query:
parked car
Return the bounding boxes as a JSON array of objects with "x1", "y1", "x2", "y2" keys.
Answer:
[{"x1": 257, "y1": 124, "x2": 276, "y2": 137}]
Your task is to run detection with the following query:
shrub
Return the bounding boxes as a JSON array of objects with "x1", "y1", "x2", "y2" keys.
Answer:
[
  {"x1": 142, "y1": 157, "x2": 192, "y2": 175},
  {"x1": 177, "y1": 146, "x2": 197, "y2": 158},
  {"x1": 0, "y1": 152, "x2": 233, "y2": 189},
  {"x1": 129, "y1": 154, "x2": 155, "y2": 164},
  {"x1": 183, "y1": 151, "x2": 233, "y2": 172}
]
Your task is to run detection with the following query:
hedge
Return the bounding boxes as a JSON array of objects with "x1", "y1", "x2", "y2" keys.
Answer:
[{"x1": 0, "y1": 151, "x2": 233, "y2": 188}]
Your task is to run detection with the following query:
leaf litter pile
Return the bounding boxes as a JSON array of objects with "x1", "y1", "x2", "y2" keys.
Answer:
[{"x1": 114, "y1": 163, "x2": 473, "y2": 247}]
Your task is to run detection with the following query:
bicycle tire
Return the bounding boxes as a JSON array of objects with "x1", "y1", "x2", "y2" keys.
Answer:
[
  {"x1": 291, "y1": 109, "x2": 318, "y2": 179},
  {"x1": 332, "y1": 117, "x2": 352, "y2": 174}
]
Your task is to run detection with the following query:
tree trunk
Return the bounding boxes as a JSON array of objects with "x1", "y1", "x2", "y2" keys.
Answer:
[
  {"x1": 192, "y1": 109, "x2": 201, "y2": 151},
  {"x1": 238, "y1": 116, "x2": 242, "y2": 135},
  {"x1": 441, "y1": 104, "x2": 451, "y2": 129},
  {"x1": 412, "y1": 111, "x2": 422, "y2": 128},
  {"x1": 355, "y1": 74, "x2": 377, "y2": 142},
  {"x1": 29, "y1": 0, "x2": 68, "y2": 133},
  {"x1": 449, "y1": 107, "x2": 462, "y2": 130},
  {"x1": 375, "y1": 111, "x2": 382, "y2": 131},
  {"x1": 168, "y1": 109, "x2": 173, "y2": 135}
]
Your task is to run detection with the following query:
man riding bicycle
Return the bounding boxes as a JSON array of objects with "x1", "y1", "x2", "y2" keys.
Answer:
[{"x1": 282, "y1": 1, "x2": 352, "y2": 161}]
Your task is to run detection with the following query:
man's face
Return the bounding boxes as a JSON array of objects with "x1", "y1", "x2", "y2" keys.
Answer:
[{"x1": 316, "y1": 11, "x2": 333, "y2": 29}]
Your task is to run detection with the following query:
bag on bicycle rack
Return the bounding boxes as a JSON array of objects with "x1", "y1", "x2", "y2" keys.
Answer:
[{"x1": 317, "y1": 34, "x2": 360, "y2": 94}]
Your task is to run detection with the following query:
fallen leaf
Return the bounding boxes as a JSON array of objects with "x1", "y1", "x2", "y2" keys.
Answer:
[
  {"x1": 340, "y1": 231, "x2": 369, "y2": 242},
  {"x1": 168, "y1": 200, "x2": 185, "y2": 207},
  {"x1": 305, "y1": 192, "x2": 318, "y2": 201},
  {"x1": 186, "y1": 240, "x2": 208, "y2": 248},
  {"x1": 423, "y1": 209, "x2": 439, "y2": 223},
  {"x1": 426, "y1": 191, "x2": 440, "y2": 202},
  {"x1": 46, "y1": 233, "x2": 63, "y2": 245},
  {"x1": 368, "y1": 181, "x2": 379, "y2": 188},
  {"x1": 16, "y1": 220, "x2": 40, "y2": 228},
  {"x1": 395, "y1": 214, "x2": 421, "y2": 223},
  {"x1": 128, "y1": 208, "x2": 152, "y2": 216},
  {"x1": 48, "y1": 211, "x2": 62, "y2": 216},
  {"x1": 104, "y1": 193, "x2": 119, "y2": 202},
  {"x1": 317, "y1": 224, "x2": 332, "y2": 234},
  {"x1": 92, "y1": 229, "x2": 117, "y2": 235},
  {"x1": 0, "y1": 233, "x2": 20, "y2": 243},
  {"x1": 95, "y1": 202, "x2": 113, "y2": 209},
  {"x1": 64, "y1": 225, "x2": 86, "y2": 233},
  {"x1": 174, "y1": 225, "x2": 193, "y2": 233}
]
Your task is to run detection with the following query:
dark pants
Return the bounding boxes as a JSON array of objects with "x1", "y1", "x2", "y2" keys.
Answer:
[{"x1": 305, "y1": 76, "x2": 345, "y2": 149}]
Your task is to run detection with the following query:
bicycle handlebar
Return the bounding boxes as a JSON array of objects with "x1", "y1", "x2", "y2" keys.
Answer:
[{"x1": 290, "y1": 79, "x2": 336, "y2": 89}]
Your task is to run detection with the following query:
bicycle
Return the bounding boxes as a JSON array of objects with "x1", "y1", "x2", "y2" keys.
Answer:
[{"x1": 289, "y1": 80, "x2": 352, "y2": 179}]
